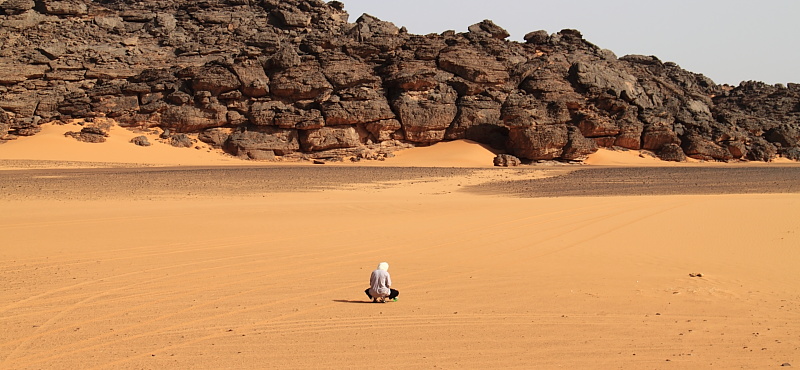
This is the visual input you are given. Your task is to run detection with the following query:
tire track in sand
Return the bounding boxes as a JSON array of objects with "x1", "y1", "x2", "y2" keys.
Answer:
[
  {"x1": 37, "y1": 198, "x2": 672, "y2": 369},
  {"x1": 6, "y1": 195, "x2": 677, "y2": 368}
]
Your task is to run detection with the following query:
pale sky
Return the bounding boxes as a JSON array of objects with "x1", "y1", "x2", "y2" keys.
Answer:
[{"x1": 334, "y1": 0, "x2": 800, "y2": 85}]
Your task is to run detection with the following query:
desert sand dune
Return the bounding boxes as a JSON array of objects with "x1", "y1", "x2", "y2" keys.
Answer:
[{"x1": 1, "y1": 124, "x2": 800, "y2": 369}]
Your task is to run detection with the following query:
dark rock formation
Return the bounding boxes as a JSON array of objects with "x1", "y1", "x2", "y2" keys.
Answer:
[
  {"x1": 168, "y1": 133, "x2": 194, "y2": 148},
  {"x1": 65, "y1": 125, "x2": 108, "y2": 143},
  {"x1": 493, "y1": 154, "x2": 521, "y2": 167},
  {"x1": 0, "y1": 0, "x2": 798, "y2": 162},
  {"x1": 657, "y1": 143, "x2": 687, "y2": 162},
  {"x1": 224, "y1": 126, "x2": 300, "y2": 159},
  {"x1": 130, "y1": 135, "x2": 151, "y2": 147}
]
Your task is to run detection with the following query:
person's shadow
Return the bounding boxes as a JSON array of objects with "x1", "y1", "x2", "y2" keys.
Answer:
[{"x1": 332, "y1": 300, "x2": 375, "y2": 304}]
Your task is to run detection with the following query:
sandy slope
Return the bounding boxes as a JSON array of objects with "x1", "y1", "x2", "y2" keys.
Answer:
[
  {"x1": 0, "y1": 122, "x2": 257, "y2": 168},
  {"x1": 0, "y1": 122, "x2": 500, "y2": 169},
  {"x1": 1, "y1": 122, "x2": 800, "y2": 368}
]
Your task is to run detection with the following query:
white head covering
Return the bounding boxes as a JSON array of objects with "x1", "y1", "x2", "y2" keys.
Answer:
[{"x1": 377, "y1": 262, "x2": 389, "y2": 271}]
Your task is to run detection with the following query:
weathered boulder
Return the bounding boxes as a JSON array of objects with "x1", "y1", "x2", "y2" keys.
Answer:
[
  {"x1": 640, "y1": 111, "x2": 681, "y2": 151},
  {"x1": 65, "y1": 126, "x2": 108, "y2": 143},
  {"x1": 613, "y1": 108, "x2": 644, "y2": 149},
  {"x1": 149, "y1": 12, "x2": 177, "y2": 35},
  {"x1": 523, "y1": 30, "x2": 549, "y2": 44},
  {"x1": 724, "y1": 140, "x2": 747, "y2": 159},
  {"x1": 519, "y1": 66, "x2": 582, "y2": 102},
  {"x1": 198, "y1": 128, "x2": 232, "y2": 148},
  {"x1": 467, "y1": 20, "x2": 510, "y2": 40},
  {"x1": 494, "y1": 154, "x2": 521, "y2": 167},
  {"x1": 508, "y1": 124, "x2": 569, "y2": 160},
  {"x1": 320, "y1": 52, "x2": 381, "y2": 89},
  {"x1": 0, "y1": 0, "x2": 35, "y2": 15},
  {"x1": 299, "y1": 125, "x2": 361, "y2": 151},
  {"x1": 657, "y1": 143, "x2": 687, "y2": 162},
  {"x1": 0, "y1": 92, "x2": 39, "y2": 119},
  {"x1": 406, "y1": 34, "x2": 447, "y2": 61},
  {"x1": 94, "y1": 16, "x2": 125, "y2": 32},
  {"x1": 268, "y1": 45, "x2": 302, "y2": 70},
  {"x1": 275, "y1": 108, "x2": 325, "y2": 130},
  {"x1": 321, "y1": 87, "x2": 395, "y2": 126},
  {"x1": 57, "y1": 91, "x2": 92, "y2": 118},
  {"x1": 160, "y1": 104, "x2": 228, "y2": 132},
  {"x1": 181, "y1": 65, "x2": 242, "y2": 96},
  {"x1": 249, "y1": 101, "x2": 286, "y2": 126},
  {"x1": 0, "y1": 62, "x2": 48, "y2": 84},
  {"x1": 15, "y1": 125, "x2": 42, "y2": 137},
  {"x1": 746, "y1": 137, "x2": 778, "y2": 162},
  {"x1": 562, "y1": 126, "x2": 598, "y2": 161},
  {"x1": 345, "y1": 13, "x2": 404, "y2": 57},
  {"x1": 41, "y1": 1, "x2": 87, "y2": 16},
  {"x1": 501, "y1": 92, "x2": 572, "y2": 128},
  {"x1": 552, "y1": 29, "x2": 587, "y2": 45},
  {"x1": 249, "y1": 101, "x2": 325, "y2": 130},
  {"x1": 269, "y1": 60, "x2": 333, "y2": 101},
  {"x1": 36, "y1": 41, "x2": 67, "y2": 60},
  {"x1": 350, "y1": 13, "x2": 400, "y2": 38},
  {"x1": 139, "y1": 92, "x2": 167, "y2": 114},
  {"x1": 575, "y1": 110, "x2": 619, "y2": 138},
  {"x1": 438, "y1": 46, "x2": 509, "y2": 85},
  {"x1": 91, "y1": 95, "x2": 140, "y2": 117},
  {"x1": 391, "y1": 84, "x2": 458, "y2": 143},
  {"x1": 231, "y1": 60, "x2": 270, "y2": 98},
  {"x1": 130, "y1": 135, "x2": 151, "y2": 146},
  {"x1": 224, "y1": 126, "x2": 300, "y2": 157},
  {"x1": 570, "y1": 61, "x2": 652, "y2": 109},
  {"x1": 383, "y1": 60, "x2": 450, "y2": 92},
  {"x1": 682, "y1": 134, "x2": 733, "y2": 161},
  {"x1": 273, "y1": 8, "x2": 311, "y2": 28},
  {"x1": 765, "y1": 125, "x2": 800, "y2": 148},
  {"x1": 782, "y1": 147, "x2": 800, "y2": 161},
  {"x1": 365, "y1": 119, "x2": 402, "y2": 141},
  {"x1": 642, "y1": 127, "x2": 680, "y2": 151},
  {"x1": 168, "y1": 133, "x2": 194, "y2": 148}
]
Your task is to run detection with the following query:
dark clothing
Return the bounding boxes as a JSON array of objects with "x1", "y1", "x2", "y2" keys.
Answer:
[{"x1": 364, "y1": 288, "x2": 399, "y2": 300}]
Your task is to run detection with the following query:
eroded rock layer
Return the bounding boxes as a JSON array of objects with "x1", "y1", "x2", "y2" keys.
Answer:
[{"x1": 1, "y1": 0, "x2": 798, "y2": 162}]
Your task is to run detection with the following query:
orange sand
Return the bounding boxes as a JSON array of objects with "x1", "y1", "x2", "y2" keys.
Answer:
[
  {"x1": 1, "y1": 123, "x2": 799, "y2": 368},
  {"x1": 0, "y1": 122, "x2": 500, "y2": 169},
  {"x1": 0, "y1": 122, "x2": 256, "y2": 168},
  {"x1": 585, "y1": 148, "x2": 685, "y2": 166}
]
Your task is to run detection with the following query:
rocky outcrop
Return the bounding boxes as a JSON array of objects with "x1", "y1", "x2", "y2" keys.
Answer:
[
  {"x1": 65, "y1": 126, "x2": 108, "y2": 143},
  {"x1": 0, "y1": 0, "x2": 798, "y2": 163},
  {"x1": 130, "y1": 135, "x2": 150, "y2": 147},
  {"x1": 493, "y1": 154, "x2": 521, "y2": 167}
]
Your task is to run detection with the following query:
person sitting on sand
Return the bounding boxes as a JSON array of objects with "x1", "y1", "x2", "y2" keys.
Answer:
[{"x1": 364, "y1": 262, "x2": 399, "y2": 303}]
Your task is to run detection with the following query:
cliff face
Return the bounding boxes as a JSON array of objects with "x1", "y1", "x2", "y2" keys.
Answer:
[{"x1": 1, "y1": 0, "x2": 798, "y2": 162}]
